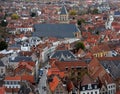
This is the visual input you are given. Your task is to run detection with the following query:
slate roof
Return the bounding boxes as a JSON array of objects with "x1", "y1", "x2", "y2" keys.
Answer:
[
  {"x1": 33, "y1": 24, "x2": 80, "y2": 38},
  {"x1": 98, "y1": 57, "x2": 120, "y2": 79},
  {"x1": 0, "y1": 60, "x2": 4, "y2": 67},
  {"x1": 9, "y1": 56, "x2": 32, "y2": 62},
  {"x1": 114, "y1": 11, "x2": 120, "y2": 16},
  {"x1": 60, "y1": 6, "x2": 68, "y2": 15},
  {"x1": 50, "y1": 50, "x2": 77, "y2": 61}
]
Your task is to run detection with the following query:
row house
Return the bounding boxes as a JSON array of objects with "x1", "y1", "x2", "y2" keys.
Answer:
[
  {"x1": 16, "y1": 26, "x2": 33, "y2": 32},
  {"x1": 4, "y1": 76, "x2": 21, "y2": 94},
  {"x1": 48, "y1": 76, "x2": 68, "y2": 94},
  {"x1": 80, "y1": 74, "x2": 100, "y2": 94},
  {"x1": 88, "y1": 57, "x2": 118, "y2": 94},
  {"x1": 91, "y1": 43, "x2": 113, "y2": 57}
]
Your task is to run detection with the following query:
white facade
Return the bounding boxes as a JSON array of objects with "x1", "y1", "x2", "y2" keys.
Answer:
[
  {"x1": 21, "y1": 43, "x2": 31, "y2": 51},
  {"x1": 105, "y1": 14, "x2": 114, "y2": 30},
  {"x1": 80, "y1": 89, "x2": 99, "y2": 94},
  {"x1": 16, "y1": 27, "x2": 33, "y2": 32},
  {"x1": 4, "y1": 80, "x2": 21, "y2": 88},
  {"x1": 80, "y1": 84, "x2": 99, "y2": 94},
  {"x1": 107, "y1": 83, "x2": 116, "y2": 94},
  {"x1": 41, "y1": 46, "x2": 56, "y2": 62}
]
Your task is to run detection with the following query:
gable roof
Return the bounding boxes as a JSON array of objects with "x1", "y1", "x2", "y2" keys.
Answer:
[
  {"x1": 89, "y1": 57, "x2": 113, "y2": 84},
  {"x1": 50, "y1": 50, "x2": 77, "y2": 61},
  {"x1": 81, "y1": 74, "x2": 94, "y2": 86},
  {"x1": 21, "y1": 75, "x2": 35, "y2": 83},
  {"x1": 55, "y1": 60, "x2": 87, "y2": 71},
  {"x1": 49, "y1": 76, "x2": 59, "y2": 92},
  {"x1": 0, "y1": 87, "x2": 5, "y2": 94},
  {"x1": 9, "y1": 56, "x2": 32, "y2": 62},
  {"x1": 5, "y1": 76, "x2": 21, "y2": 81},
  {"x1": 33, "y1": 24, "x2": 80, "y2": 38},
  {"x1": 60, "y1": 6, "x2": 68, "y2": 15},
  {"x1": 98, "y1": 57, "x2": 120, "y2": 79}
]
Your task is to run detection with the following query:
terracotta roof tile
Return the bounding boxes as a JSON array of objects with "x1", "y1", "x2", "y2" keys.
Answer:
[
  {"x1": 49, "y1": 76, "x2": 59, "y2": 92},
  {"x1": 47, "y1": 68, "x2": 64, "y2": 78},
  {"x1": 55, "y1": 60, "x2": 87, "y2": 71},
  {"x1": 21, "y1": 75, "x2": 35, "y2": 83},
  {"x1": 0, "y1": 87, "x2": 5, "y2": 94},
  {"x1": 67, "y1": 81, "x2": 74, "y2": 92},
  {"x1": 81, "y1": 74, "x2": 94, "y2": 86},
  {"x1": 5, "y1": 76, "x2": 21, "y2": 81}
]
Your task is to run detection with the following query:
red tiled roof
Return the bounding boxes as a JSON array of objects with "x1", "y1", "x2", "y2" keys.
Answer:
[
  {"x1": 67, "y1": 81, "x2": 74, "y2": 92},
  {"x1": 55, "y1": 61, "x2": 87, "y2": 71},
  {"x1": 81, "y1": 74, "x2": 94, "y2": 86},
  {"x1": 47, "y1": 68, "x2": 65, "y2": 78},
  {"x1": 0, "y1": 87, "x2": 5, "y2": 94},
  {"x1": 91, "y1": 43, "x2": 110, "y2": 53},
  {"x1": 49, "y1": 76, "x2": 59, "y2": 92},
  {"x1": 116, "y1": 90, "x2": 120, "y2": 94},
  {"x1": 89, "y1": 57, "x2": 113, "y2": 84},
  {"x1": 5, "y1": 76, "x2": 21, "y2": 81},
  {"x1": 21, "y1": 75, "x2": 35, "y2": 83}
]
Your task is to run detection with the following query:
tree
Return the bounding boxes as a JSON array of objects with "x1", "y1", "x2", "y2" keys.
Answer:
[
  {"x1": 77, "y1": 18, "x2": 85, "y2": 26},
  {"x1": 0, "y1": 20, "x2": 8, "y2": 27},
  {"x1": 92, "y1": 8, "x2": 99, "y2": 14},
  {"x1": 69, "y1": 9, "x2": 77, "y2": 15},
  {"x1": 11, "y1": 13, "x2": 19, "y2": 20},
  {"x1": 74, "y1": 42, "x2": 85, "y2": 51},
  {"x1": 30, "y1": 12, "x2": 36, "y2": 17},
  {"x1": 0, "y1": 41, "x2": 8, "y2": 51}
]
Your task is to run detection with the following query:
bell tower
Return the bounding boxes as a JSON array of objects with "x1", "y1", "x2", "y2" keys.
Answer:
[{"x1": 59, "y1": 5, "x2": 69, "y2": 23}]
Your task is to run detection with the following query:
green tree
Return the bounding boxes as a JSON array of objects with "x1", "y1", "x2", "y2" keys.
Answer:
[
  {"x1": 92, "y1": 8, "x2": 99, "y2": 14},
  {"x1": 0, "y1": 41, "x2": 8, "y2": 51},
  {"x1": 30, "y1": 12, "x2": 36, "y2": 17},
  {"x1": 74, "y1": 42, "x2": 85, "y2": 51},
  {"x1": 77, "y1": 18, "x2": 85, "y2": 26},
  {"x1": 69, "y1": 9, "x2": 77, "y2": 15},
  {"x1": 0, "y1": 20, "x2": 8, "y2": 27},
  {"x1": 11, "y1": 13, "x2": 19, "y2": 20}
]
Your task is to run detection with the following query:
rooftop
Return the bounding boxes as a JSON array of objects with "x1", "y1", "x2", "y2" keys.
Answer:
[
  {"x1": 50, "y1": 50, "x2": 77, "y2": 61},
  {"x1": 98, "y1": 57, "x2": 120, "y2": 79},
  {"x1": 60, "y1": 5, "x2": 68, "y2": 15},
  {"x1": 33, "y1": 24, "x2": 80, "y2": 38}
]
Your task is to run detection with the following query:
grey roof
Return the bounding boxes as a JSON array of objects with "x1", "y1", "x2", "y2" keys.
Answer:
[
  {"x1": 9, "y1": 43, "x2": 21, "y2": 49},
  {"x1": 60, "y1": 6, "x2": 68, "y2": 15},
  {"x1": 0, "y1": 60, "x2": 4, "y2": 67},
  {"x1": 100, "y1": 60, "x2": 120, "y2": 79},
  {"x1": 9, "y1": 56, "x2": 33, "y2": 62},
  {"x1": 114, "y1": 11, "x2": 120, "y2": 16},
  {"x1": 50, "y1": 50, "x2": 77, "y2": 61},
  {"x1": 33, "y1": 24, "x2": 80, "y2": 38}
]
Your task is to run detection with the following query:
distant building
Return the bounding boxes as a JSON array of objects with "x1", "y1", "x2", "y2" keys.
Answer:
[
  {"x1": 50, "y1": 50, "x2": 77, "y2": 61},
  {"x1": 59, "y1": 5, "x2": 69, "y2": 24},
  {"x1": 80, "y1": 74, "x2": 99, "y2": 94},
  {"x1": 33, "y1": 24, "x2": 81, "y2": 38}
]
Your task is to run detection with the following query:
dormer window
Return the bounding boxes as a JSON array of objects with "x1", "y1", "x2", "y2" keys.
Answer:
[
  {"x1": 94, "y1": 85, "x2": 97, "y2": 89},
  {"x1": 82, "y1": 87, "x2": 85, "y2": 90},
  {"x1": 88, "y1": 84, "x2": 92, "y2": 89},
  {"x1": 65, "y1": 67, "x2": 68, "y2": 71}
]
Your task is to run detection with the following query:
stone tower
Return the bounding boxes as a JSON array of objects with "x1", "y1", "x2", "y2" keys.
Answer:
[{"x1": 59, "y1": 5, "x2": 69, "y2": 23}]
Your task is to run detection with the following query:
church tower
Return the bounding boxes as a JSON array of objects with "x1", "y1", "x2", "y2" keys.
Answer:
[
  {"x1": 59, "y1": 5, "x2": 69, "y2": 23},
  {"x1": 105, "y1": 13, "x2": 114, "y2": 30}
]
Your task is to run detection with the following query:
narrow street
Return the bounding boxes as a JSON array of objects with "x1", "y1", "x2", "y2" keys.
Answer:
[{"x1": 38, "y1": 66, "x2": 47, "y2": 94}]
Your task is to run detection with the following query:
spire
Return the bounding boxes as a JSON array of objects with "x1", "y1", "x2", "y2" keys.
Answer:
[{"x1": 60, "y1": 5, "x2": 68, "y2": 15}]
